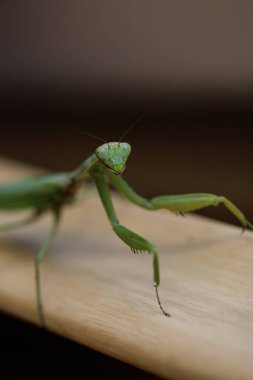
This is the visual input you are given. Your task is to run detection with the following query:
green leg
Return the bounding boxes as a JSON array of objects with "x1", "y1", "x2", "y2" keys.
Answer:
[
  {"x1": 35, "y1": 210, "x2": 60, "y2": 327},
  {"x1": 0, "y1": 212, "x2": 41, "y2": 231},
  {"x1": 107, "y1": 171, "x2": 253, "y2": 231},
  {"x1": 92, "y1": 172, "x2": 170, "y2": 317}
]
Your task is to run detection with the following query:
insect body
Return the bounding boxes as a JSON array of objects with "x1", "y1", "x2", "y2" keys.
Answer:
[{"x1": 0, "y1": 142, "x2": 252, "y2": 325}]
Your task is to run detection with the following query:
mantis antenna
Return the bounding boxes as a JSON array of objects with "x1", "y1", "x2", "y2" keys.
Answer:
[
  {"x1": 71, "y1": 127, "x2": 107, "y2": 144},
  {"x1": 71, "y1": 93, "x2": 187, "y2": 144},
  {"x1": 119, "y1": 93, "x2": 187, "y2": 142}
]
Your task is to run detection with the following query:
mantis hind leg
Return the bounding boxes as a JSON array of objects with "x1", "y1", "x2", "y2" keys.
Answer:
[{"x1": 35, "y1": 209, "x2": 61, "y2": 327}]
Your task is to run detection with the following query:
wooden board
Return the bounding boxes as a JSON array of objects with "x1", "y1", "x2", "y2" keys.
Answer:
[{"x1": 0, "y1": 157, "x2": 253, "y2": 380}]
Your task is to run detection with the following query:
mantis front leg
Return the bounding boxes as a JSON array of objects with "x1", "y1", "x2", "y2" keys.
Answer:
[
  {"x1": 92, "y1": 172, "x2": 170, "y2": 317},
  {"x1": 107, "y1": 172, "x2": 253, "y2": 231}
]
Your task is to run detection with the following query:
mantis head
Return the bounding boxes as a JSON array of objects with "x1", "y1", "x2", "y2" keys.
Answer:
[{"x1": 96, "y1": 142, "x2": 131, "y2": 175}]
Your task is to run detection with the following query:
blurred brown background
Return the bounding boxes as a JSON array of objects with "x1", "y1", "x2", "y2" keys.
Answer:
[{"x1": 1, "y1": 1, "x2": 253, "y2": 378}]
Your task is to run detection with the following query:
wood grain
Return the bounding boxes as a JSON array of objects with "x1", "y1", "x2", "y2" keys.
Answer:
[{"x1": 0, "y1": 157, "x2": 253, "y2": 380}]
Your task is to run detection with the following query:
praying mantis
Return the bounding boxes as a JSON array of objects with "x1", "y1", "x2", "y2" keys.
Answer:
[{"x1": 0, "y1": 139, "x2": 252, "y2": 326}]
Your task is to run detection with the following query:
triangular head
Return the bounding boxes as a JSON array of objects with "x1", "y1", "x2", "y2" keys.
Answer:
[{"x1": 95, "y1": 142, "x2": 131, "y2": 175}]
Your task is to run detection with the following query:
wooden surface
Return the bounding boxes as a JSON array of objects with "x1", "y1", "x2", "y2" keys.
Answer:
[{"x1": 0, "y1": 157, "x2": 253, "y2": 380}]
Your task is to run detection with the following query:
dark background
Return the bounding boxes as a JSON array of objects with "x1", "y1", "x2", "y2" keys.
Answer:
[{"x1": 1, "y1": 1, "x2": 253, "y2": 378}]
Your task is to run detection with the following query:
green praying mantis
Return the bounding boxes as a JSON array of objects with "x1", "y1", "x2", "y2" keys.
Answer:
[{"x1": 0, "y1": 136, "x2": 252, "y2": 326}]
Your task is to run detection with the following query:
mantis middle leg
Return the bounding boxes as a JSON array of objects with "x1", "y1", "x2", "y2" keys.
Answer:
[{"x1": 107, "y1": 172, "x2": 253, "y2": 231}]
